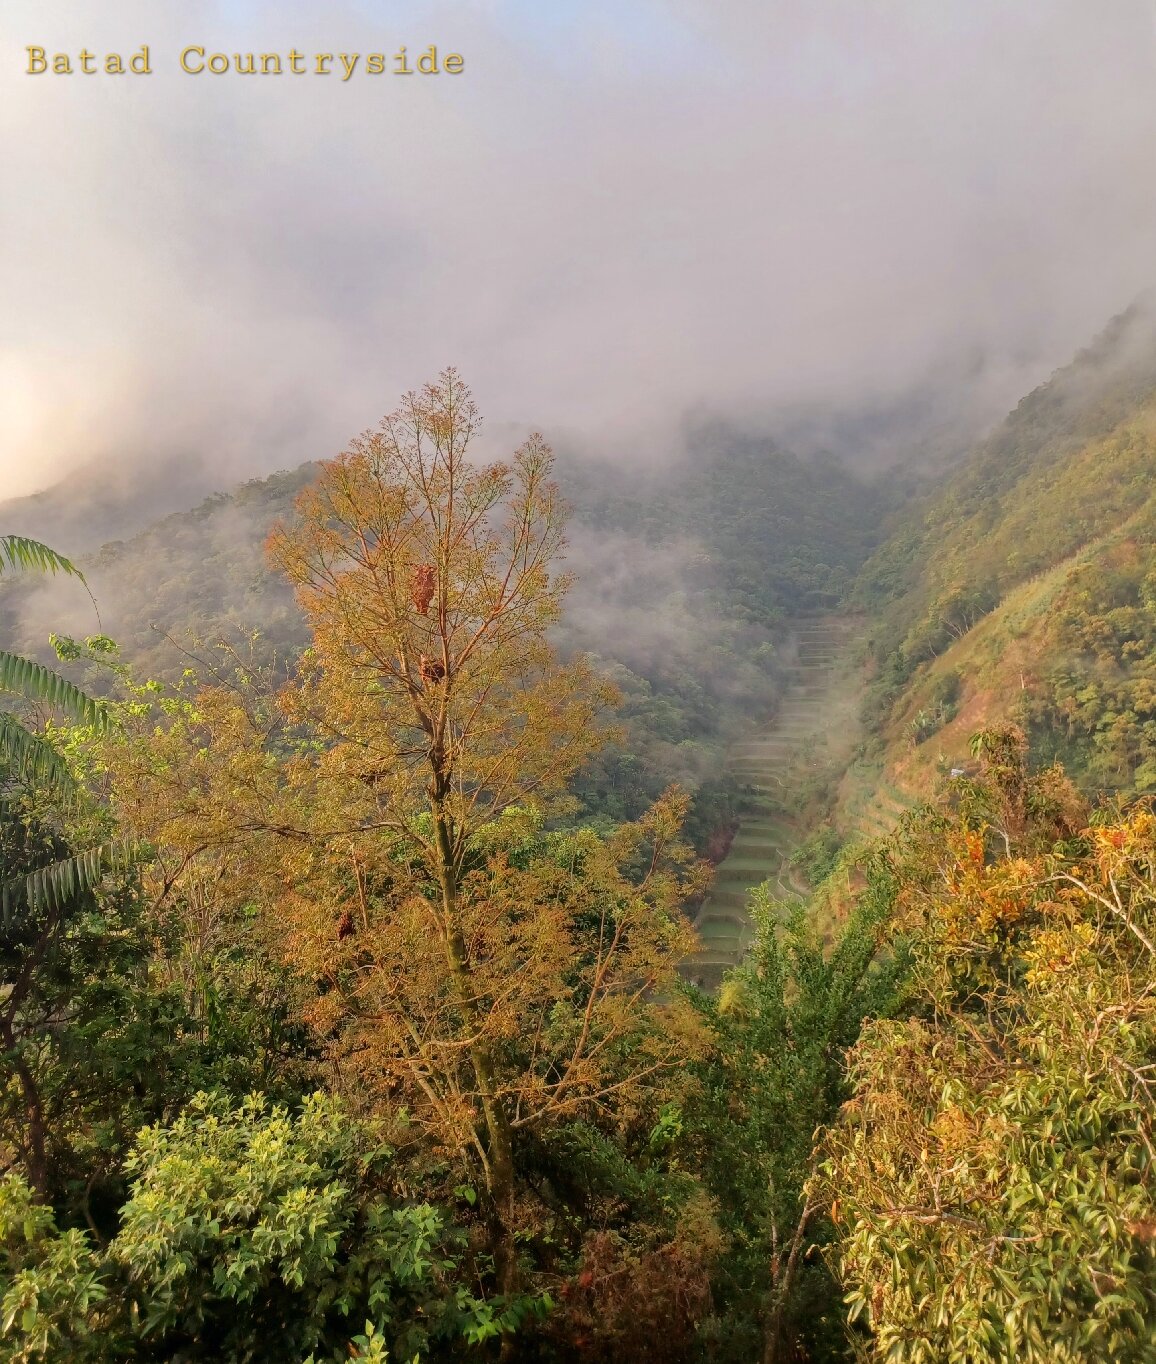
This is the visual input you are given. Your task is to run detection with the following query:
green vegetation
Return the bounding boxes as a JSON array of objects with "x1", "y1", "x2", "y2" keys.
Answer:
[
  {"x1": 1017, "y1": 530, "x2": 1156, "y2": 792},
  {"x1": 5, "y1": 331, "x2": 1156, "y2": 1361},
  {"x1": 0, "y1": 1094, "x2": 501, "y2": 1364},
  {"x1": 0, "y1": 536, "x2": 116, "y2": 914},
  {"x1": 843, "y1": 303, "x2": 1156, "y2": 814},
  {"x1": 823, "y1": 727, "x2": 1156, "y2": 1361},
  {"x1": 686, "y1": 877, "x2": 908, "y2": 1363},
  {"x1": 1, "y1": 407, "x2": 898, "y2": 868},
  {"x1": 788, "y1": 824, "x2": 843, "y2": 886}
]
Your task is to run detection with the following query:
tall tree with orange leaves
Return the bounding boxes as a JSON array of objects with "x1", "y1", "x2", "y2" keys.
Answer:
[
  {"x1": 106, "y1": 371, "x2": 705, "y2": 1304},
  {"x1": 821, "y1": 729, "x2": 1156, "y2": 1362}
]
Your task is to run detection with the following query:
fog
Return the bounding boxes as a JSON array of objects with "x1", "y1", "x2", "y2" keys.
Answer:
[{"x1": 2, "y1": 0, "x2": 1156, "y2": 504}]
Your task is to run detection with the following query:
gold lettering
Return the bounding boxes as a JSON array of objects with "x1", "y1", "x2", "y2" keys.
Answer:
[
  {"x1": 26, "y1": 46, "x2": 47, "y2": 74},
  {"x1": 339, "y1": 52, "x2": 359, "y2": 81},
  {"x1": 444, "y1": 53, "x2": 464, "y2": 74},
  {"x1": 417, "y1": 46, "x2": 438, "y2": 74},
  {"x1": 180, "y1": 46, "x2": 205, "y2": 74},
  {"x1": 367, "y1": 53, "x2": 385, "y2": 74},
  {"x1": 315, "y1": 53, "x2": 333, "y2": 74},
  {"x1": 260, "y1": 53, "x2": 281, "y2": 74},
  {"x1": 130, "y1": 46, "x2": 152, "y2": 73}
]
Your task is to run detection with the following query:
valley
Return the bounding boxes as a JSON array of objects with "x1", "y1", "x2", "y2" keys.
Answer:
[
  {"x1": 4, "y1": 308, "x2": 1156, "y2": 1362},
  {"x1": 685, "y1": 614, "x2": 868, "y2": 990},
  {"x1": 4, "y1": 4, "x2": 1155, "y2": 1354}
]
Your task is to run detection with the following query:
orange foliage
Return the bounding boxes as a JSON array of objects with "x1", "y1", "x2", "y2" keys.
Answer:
[{"x1": 105, "y1": 371, "x2": 707, "y2": 1296}]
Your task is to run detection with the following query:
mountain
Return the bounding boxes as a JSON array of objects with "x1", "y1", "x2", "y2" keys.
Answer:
[
  {"x1": 1, "y1": 430, "x2": 898, "y2": 859},
  {"x1": 0, "y1": 456, "x2": 237, "y2": 556},
  {"x1": 842, "y1": 298, "x2": 1156, "y2": 822},
  {"x1": 9, "y1": 308, "x2": 1156, "y2": 860},
  {"x1": 0, "y1": 464, "x2": 318, "y2": 686}
]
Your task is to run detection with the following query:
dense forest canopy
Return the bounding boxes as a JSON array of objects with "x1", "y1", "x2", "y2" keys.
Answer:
[{"x1": 1, "y1": 332, "x2": 1155, "y2": 1362}]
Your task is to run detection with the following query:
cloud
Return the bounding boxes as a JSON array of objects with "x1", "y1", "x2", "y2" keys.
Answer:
[{"x1": 1, "y1": 0, "x2": 1155, "y2": 499}]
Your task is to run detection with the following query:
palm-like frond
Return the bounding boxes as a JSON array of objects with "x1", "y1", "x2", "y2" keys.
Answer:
[
  {"x1": 0, "y1": 535, "x2": 84, "y2": 579},
  {"x1": 1, "y1": 841, "x2": 135, "y2": 919},
  {"x1": 0, "y1": 651, "x2": 109, "y2": 730},
  {"x1": 0, "y1": 533, "x2": 102, "y2": 629},
  {"x1": 0, "y1": 536, "x2": 125, "y2": 919},
  {"x1": 0, "y1": 711, "x2": 73, "y2": 794}
]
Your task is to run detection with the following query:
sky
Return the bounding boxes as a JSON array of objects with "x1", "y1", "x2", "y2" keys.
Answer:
[{"x1": 2, "y1": 0, "x2": 1156, "y2": 499}]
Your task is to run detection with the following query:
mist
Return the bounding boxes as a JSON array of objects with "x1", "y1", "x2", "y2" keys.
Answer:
[{"x1": 3, "y1": 0, "x2": 1156, "y2": 505}]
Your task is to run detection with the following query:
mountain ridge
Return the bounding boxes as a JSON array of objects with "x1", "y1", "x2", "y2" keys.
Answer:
[{"x1": 844, "y1": 299, "x2": 1156, "y2": 821}]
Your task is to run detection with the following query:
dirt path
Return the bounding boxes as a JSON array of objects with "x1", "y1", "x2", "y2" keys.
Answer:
[{"x1": 683, "y1": 615, "x2": 865, "y2": 991}]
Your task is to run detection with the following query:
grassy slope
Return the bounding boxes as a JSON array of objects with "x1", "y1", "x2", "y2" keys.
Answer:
[{"x1": 841, "y1": 301, "x2": 1156, "y2": 819}]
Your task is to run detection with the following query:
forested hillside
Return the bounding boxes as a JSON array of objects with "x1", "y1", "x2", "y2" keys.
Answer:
[
  {"x1": 845, "y1": 299, "x2": 1156, "y2": 808},
  {"x1": 0, "y1": 422, "x2": 895, "y2": 860}
]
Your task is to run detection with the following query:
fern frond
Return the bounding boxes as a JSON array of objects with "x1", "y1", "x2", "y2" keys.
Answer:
[
  {"x1": 0, "y1": 536, "x2": 85, "y2": 580},
  {"x1": 0, "y1": 652, "x2": 109, "y2": 730},
  {"x1": 0, "y1": 711, "x2": 74, "y2": 794},
  {"x1": 0, "y1": 841, "x2": 135, "y2": 918}
]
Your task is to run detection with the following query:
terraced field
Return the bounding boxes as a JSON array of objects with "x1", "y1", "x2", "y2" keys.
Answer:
[
  {"x1": 836, "y1": 761, "x2": 917, "y2": 844},
  {"x1": 683, "y1": 615, "x2": 866, "y2": 991}
]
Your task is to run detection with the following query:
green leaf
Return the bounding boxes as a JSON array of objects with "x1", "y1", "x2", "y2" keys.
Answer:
[
  {"x1": 0, "y1": 711, "x2": 73, "y2": 794},
  {"x1": 0, "y1": 535, "x2": 85, "y2": 580},
  {"x1": 0, "y1": 841, "x2": 135, "y2": 919},
  {"x1": 0, "y1": 652, "x2": 109, "y2": 730}
]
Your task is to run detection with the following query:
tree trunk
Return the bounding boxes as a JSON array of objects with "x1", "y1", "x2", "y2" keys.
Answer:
[
  {"x1": 0, "y1": 1017, "x2": 49, "y2": 1199},
  {"x1": 762, "y1": 1197, "x2": 814, "y2": 1364},
  {"x1": 432, "y1": 799, "x2": 520, "y2": 1299}
]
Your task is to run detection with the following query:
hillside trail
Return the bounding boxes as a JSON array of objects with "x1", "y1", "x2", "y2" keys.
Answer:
[{"x1": 683, "y1": 614, "x2": 867, "y2": 992}]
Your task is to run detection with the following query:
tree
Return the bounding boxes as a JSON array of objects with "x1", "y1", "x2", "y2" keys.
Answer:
[
  {"x1": 822, "y1": 731, "x2": 1156, "y2": 1361},
  {"x1": 112, "y1": 1091, "x2": 495, "y2": 1362},
  {"x1": 106, "y1": 371, "x2": 704, "y2": 1306},
  {"x1": 0, "y1": 796, "x2": 145, "y2": 1203},
  {"x1": 0, "y1": 1170, "x2": 112, "y2": 1363},
  {"x1": 0, "y1": 783, "x2": 315, "y2": 1216},
  {"x1": 0, "y1": 540, "x2": 128, "y2": 1202},
  {"x1": 0, "y1": 1092, "x2": 493, "y2": 1363},
  {"x1": 0, "y1": 537, "x2": 106, "y2": 783},
  {"x1": 686, "y1": 870, "x2": 906, "y2": 1364}
]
